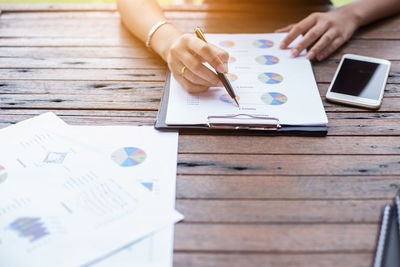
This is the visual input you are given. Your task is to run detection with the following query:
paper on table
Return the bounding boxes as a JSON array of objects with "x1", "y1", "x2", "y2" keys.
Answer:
[
  {"x1": 69, "y1": 126, "x2": 179, "y2": 267},
  {"x1": 165, "y1": 33, "x2": 328, "y2": 127},
  {"x1": 0, "y1": 113, "x2": 183, "y2": 267}
]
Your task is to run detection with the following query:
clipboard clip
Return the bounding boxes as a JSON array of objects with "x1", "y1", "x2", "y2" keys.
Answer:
[{"x1": 207, "y1": 114, "x2": 281, "y2": 131}]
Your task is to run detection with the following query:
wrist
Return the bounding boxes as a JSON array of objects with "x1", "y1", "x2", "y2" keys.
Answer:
[
  {"x1": 338, "y1": 2, "x2": 364, "y2": 28},
  {"x1": 150, "y1": 24, "x2": 183, "y2": 61}
]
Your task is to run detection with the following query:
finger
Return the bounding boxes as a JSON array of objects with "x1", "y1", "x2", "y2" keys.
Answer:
[
  {"x1": 316, "y1": 37, "x2": 344, "y2": 61},
  {"x1": 275, "y1": 24, "x2": 295, "y2": 33},
  {"x1": 306, "y1": 29, "x2": 338, "y2": 60},
  {"x1": 199, "y1": 44, "x2": 230, "y2": 73},
  {"x1": 175, "y1": 74, "x2": 208, "y2": 93},
  {"x1": 189, "y1": 38, "x2": 229, "y2": 73},
  {"x1": 291, "y1": 23, "x2": 330, "y2": 57},
  {"x1": 181, "y1": 64, "x2": 218, "y2": 87},
  {"x1": 280, "y1": 14, "x2": 318, "y2": 49},
  {"x1": 169, "y1": 60, "x2": 211, "y2": 93},
  {"x1": 180, "y1": 51, "x2": 220, "y2": 86}
]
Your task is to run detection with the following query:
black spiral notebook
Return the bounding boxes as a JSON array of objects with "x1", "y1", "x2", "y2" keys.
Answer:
[{"x1": 373, "y1": 192, "x2": 400, "y2": 267}]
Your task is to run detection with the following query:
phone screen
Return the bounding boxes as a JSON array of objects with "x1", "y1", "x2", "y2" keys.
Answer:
[{"x1": 331, "y1": 58, "x2": 389, "y2": 100}]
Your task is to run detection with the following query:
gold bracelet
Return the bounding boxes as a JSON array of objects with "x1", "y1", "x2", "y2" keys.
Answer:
[{"x1": 145, "y1": 21, "x2": 170, "y2": 50}]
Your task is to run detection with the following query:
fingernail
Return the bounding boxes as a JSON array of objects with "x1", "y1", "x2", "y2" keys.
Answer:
[
  {"x1": 223, "y1": 63, "x2": 229, "y2": 73},
  {"x1": 216, "y1": 64, "x2": 225, "y2": 73},
  {"x1": 291, "y1": 49, "x2": 298, "y2": 57},
  {"x1": 280, "y1": 42, "x2": 286, "y2": 49},
  {"x1": 307, "y1": 51, "x2": 315, "y2": 60}
]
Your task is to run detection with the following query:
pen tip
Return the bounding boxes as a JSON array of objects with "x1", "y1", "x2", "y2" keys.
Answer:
[{"x1": 234, "y1": 97, "x2": 240, "y2": 107}]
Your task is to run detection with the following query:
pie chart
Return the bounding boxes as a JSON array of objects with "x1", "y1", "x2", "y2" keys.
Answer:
[
  {"x1": 261, "y1": 92, "x2": 288, "y2": 105},
  {"x1": 253, "y1": 39, "x2": 274, "y2": 48},
  {"x1": 255, "y1": 55, "x2": 279, "y2": 65},
  {"x1": 219, "y1": 94, "x2": 239, "y2": 104},
  {"x1": 226, "y1": 73, "x2": 238, "y2": 82},
  {"x1": 219, "y1": 41, "x2": 235, "y2": 48},
  {"x1": 0, "y1": 165, "x2": 7, "y2": 184},
  {"x1": 258, "y1": 72, "x2": 283, "y2": 84},
  {"x1": 111, "y1": 147, "x2": 146, "y2": 167},
  {"x1": 141, "y1": 182, "x2": 154, "y2": 192}
]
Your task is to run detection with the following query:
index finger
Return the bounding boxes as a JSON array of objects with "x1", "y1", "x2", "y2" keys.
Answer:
[
  {"x1": 189, "y1": 37, "x2": 229, "y2": 73},
  {"x1": 279, "y1": 15, "x2": 317, "y2": 49}
]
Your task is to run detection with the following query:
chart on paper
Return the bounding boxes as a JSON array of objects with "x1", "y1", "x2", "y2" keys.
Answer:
[{"x1": 165, "y1": 33, "x2": 328, "y2": 127}]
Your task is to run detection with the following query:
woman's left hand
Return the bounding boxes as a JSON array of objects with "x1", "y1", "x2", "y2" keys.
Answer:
[{"x1": 276, "y1": 7, "x2": 360, "y2": 61}]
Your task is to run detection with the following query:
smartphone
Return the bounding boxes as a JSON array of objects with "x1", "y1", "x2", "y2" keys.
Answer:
[{"x1": 326, "y1": 54, "x2": 391, "y2": 109}]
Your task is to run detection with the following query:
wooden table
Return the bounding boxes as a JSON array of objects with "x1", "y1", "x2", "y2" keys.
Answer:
[{"x1": 1, "y1": 2, "x2": 400, "y2": 266}]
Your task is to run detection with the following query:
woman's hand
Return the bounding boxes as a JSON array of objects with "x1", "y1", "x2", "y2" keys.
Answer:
[
  {"x1": 276, "y1": 7, "x2": 360, "y2": 61},
  {"x1": 165, "y1": 33, "x2": 229, "y2": 93},
  {"x1": 158, "y1": 32, "x2": 229, "y2": 93}
]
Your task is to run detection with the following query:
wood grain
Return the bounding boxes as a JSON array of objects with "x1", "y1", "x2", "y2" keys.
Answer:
[
  {"x1": 175, "y1": 199, "x2": 388, "y2": 223},
  {"x1": 173, "y1": 253, "x2": 372, "y2": 267},
  {"x1": 177, "y1": 154, "x2": 400, "y2": 175},
  {"x1": 178, "y1": 136, "x2": 400, "y2": 155},
  {"x1": 174, "y1": 223, "x2": 378, "y2": 252},
  {"x1": 176, "y1": 175, "x2": 400, "y2": 200},
  {"x1": 1, "y1": 4, "x2": 399, "y2": 267}
]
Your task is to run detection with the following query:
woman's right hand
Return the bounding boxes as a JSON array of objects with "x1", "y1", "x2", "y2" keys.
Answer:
[{"x1": 163, "y1": 33, "x2": 230, "y2": 93}]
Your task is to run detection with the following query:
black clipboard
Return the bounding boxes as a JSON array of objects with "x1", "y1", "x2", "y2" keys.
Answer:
[{"x1": 155, "y1": 72, "x2": 328, "y2": 136}]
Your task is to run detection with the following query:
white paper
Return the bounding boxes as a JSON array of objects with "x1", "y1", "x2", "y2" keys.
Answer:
[
  {"x1": 166, "y1": 33, "x2": 328, "y2": 126},
  {"x1": 0, "y1": 113, "x2": 183, "y2": 267},
  {"x1": 69, "y1": 126, "x2": 179, "y2": 267}
]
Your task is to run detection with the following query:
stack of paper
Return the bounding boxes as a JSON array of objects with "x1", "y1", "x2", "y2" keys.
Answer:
[{"x1": 0, "y1": 113, "x2": 182, "y2": 267}]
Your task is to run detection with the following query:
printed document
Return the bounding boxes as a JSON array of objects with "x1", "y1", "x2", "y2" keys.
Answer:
[
  {"x1": 166, "y1": 33, "x2": 328, "y2": 126},
  {"x1": 0, "y1": 113, "x2": 183, "y2": 267}
]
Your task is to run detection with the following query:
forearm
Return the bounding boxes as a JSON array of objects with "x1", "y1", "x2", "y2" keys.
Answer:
[
  {"x1": 342, "y1": 0, "x2": 400, "y2": 27},
  {"x1": 116, "y1": 0, "x2": 182, "y2": 60}
]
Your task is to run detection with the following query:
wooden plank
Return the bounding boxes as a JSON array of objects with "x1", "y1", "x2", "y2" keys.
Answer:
[
  {"x1": 1, "y1": 10, "x2": 399, "y2": 40},
  {"x1": 175, "y1": 199, "x2": 388, "y2": 223},
  {"x1": 0, "y1": 112, "x2": 400, "y2": 136},
  {"x1": 174, "y1": 223, "x2": 377, "y2": 252},
  {"x1": 0, "y1": 80, "x2": 164, "y2": 95},
  {"x1": 0, "y1": 47, "x2": 153, "y2": 58},
  {"x1": 0, "y1": 111, "x2": 157, "y2": 128},
  {"x1": 0, "y1": 10, "x2": 324, "y2": 21},
  {"x1": 324, "y1": 97, "x2": 400, "y2": 112},
  {"x1": 0, "y1": 11, "x2": 121, "y2": 20},
  {"x1": 0, "y1": 69, "x2": 167, "y2": 81},
  {"x1": 0, "y1": 18, "x2": 318, "y2": 35},
  {"x1": 0, "y1": 37, "x2": 140, "y2": 47},
  {"x1": 0, "y1": 40, "x2": 399, "y2": 63},
  {"x1": 2, "y1": 58, "x2": 400, "y2": 88},
  {"x1": 1, "y1": 68, "x2": 400, "y2": 90},
  {"x1": 1, "y1": 16, "x2": 399, "y2": 43},
  {"x1": 177, "y1": 154, "x2": 400, "y2": 175},
  {"x1": 327, "y1": 113, "x2": 400, "y2": 136},
  {"x1": 0, "y1": 3, "x2": 328, "y2": 13},
  {"x1": 0, "y1": 93, "x2": 161, "y2": 110},
  {"x1": 2, "y1": 81, "x2": 400, "y2": 113},
  {"x1": 0, "y1": 4, "x2": 117, "y2": 12},
  {"x1": 178, "y1": 136, "x2": 400, "y2": 155},
  {"x1": 176, "y1": 175, "x2": 400, "y2": 200},
  {"x1": 173, "y1": 252, "x2": 372, "y2": 267},
  {"x1": 0, "y1": 57, "x2": 164, "y2": 69},
  {"x1": 2, "y1": 92, "x2": 400, "y2": 112}
]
